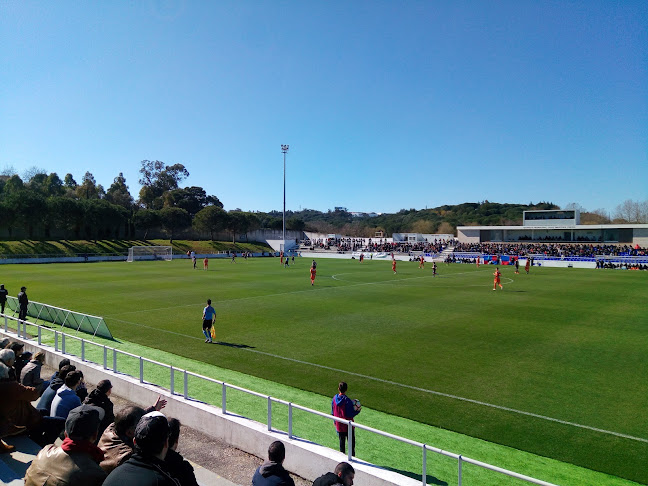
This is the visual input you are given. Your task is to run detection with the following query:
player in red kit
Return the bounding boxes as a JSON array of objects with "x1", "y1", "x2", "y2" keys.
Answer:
[
  {"x1": 310, "y1": 265, "x2": 317, "y2": 286},
  {"x1": 493, "y1": 267, "x2": 503, "y2": 290},
  {"x1": 392, "y1": 259, "x2": 397, "y2": 274},
  {"x1": 419, "y1": 255, "x2": 425, "y2": 269}
]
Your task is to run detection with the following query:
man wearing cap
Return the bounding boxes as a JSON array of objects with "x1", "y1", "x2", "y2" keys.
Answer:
[
  {"x1": 104, "y1": 411, "x2": 180, "y2": 486},
  {"x1": 0, "y1": 284, "x2": 8, "y2": 314},
  {"x1": 18, "y1": 286, "x2": 28, "y2": 321},
  {"x1": 25, "y1": 404, "x2": 107, "y2": 486}
]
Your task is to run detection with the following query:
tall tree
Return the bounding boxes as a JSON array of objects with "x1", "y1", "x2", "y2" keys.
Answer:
[
  {"x1": 193, "y1": 206, "x2": 228, "y2": 240},
  {"x1": 159, "y1": 207, "x2": 190, "y2": 242},
  {"x1": 133, "y1": 209, "x2": 161, "y2": 240},
  {"x1": 48, "y1": 197, "x2": 84, "y2": 239},
  {"x1": 138, "y1": 160, "x2": 190, "y2": 209},
  {"x1": 105, "y1": 172, "x2": 134, "y2": 209},
  {"x1": 76, "y1": 171, "x2": 102, "y2": 199}
]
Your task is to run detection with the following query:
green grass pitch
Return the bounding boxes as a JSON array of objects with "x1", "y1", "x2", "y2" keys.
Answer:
[{"x1": 3, "y1": 257, "x2": 646, "y2": 483}]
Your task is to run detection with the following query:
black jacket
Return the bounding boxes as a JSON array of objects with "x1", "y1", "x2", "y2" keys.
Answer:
[
  {"x1": 103, "y1": 453, "x2": 180, "y2": 486},
  {"x1": 84, "y1": 388, "x2": 115, "y2": 439},
  {"x1": 313, "y1": 472, "x2": 343, "y2": 486},
  {"x1": 252, "y1": 461, "x2": 295, "y2": 486},
  {"x1": 164, "y1": 448, "x2": 199, "y2": 486}
]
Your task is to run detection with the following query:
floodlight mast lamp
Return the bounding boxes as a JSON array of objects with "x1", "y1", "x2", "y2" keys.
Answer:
[{"x1": 281, "y1": 145, "x2": 289, "y2": 245}]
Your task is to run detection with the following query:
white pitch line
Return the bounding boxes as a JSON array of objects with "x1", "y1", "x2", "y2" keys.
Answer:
[{"x1": 104, "y1": 315, "x2": 647, "y2": 444}]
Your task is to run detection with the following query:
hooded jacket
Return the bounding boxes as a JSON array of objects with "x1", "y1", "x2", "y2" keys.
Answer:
[
  {"x1": 37, "y1": 376, "x2": 64, "y2": 413},
  {"x1": 313, "y1": 472, "x2": 344, "y2": 486},
  {"x1": 332, "y1": 393, "x2": 359, "y2": 433},
  {"x1": 251, "y1": 460, "x2": 295, "y2": 486}
]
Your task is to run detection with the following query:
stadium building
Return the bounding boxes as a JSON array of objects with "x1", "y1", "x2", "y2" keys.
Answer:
[{"x1": 457, "y1": 210, "x2": 648, "y2": 247}]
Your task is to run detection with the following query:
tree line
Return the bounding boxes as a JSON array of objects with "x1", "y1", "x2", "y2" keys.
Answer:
[{"x1": 1, "y1": 162, "x2": 645, "y2": 241}]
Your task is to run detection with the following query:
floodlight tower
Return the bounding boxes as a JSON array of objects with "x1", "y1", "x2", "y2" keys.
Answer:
[{"x1": 281, "y1": 144, "x2": 289, "y2": 246}]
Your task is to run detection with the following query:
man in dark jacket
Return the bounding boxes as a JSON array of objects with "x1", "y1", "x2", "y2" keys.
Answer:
[
  {"x1": 84, "y1": 379, "x2": 114, "y2": 440},
  {"x1": 252, "y1": 440, "x2": 295, "y2": 486},
  {"x1": 164, "y1": 417, "x2": 198, "y2": 486},
  {"x1": 0, "y1": 284, "x2": 8, "y2": 314},
  {"x1": 103, "y1": 411, "x2": 179, "y2": 486},
  {"x1": 18, "y1": 286, "x2": 28, "y2": 321},
  {"x1": 312, "y1": 462, "x2": 355, "y2": 486},
  {"x1": 37, "y1": 364, "x2": 75, "y2": 414}
]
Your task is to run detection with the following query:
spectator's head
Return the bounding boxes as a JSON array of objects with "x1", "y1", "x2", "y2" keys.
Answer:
[
  {"x1": 58, "y1": 364, "x2": 76, "y2": 382},
  {"x1": 6, "y1": 342, "x2": 23, "y2": 357},
  {"x1": 58, "y1": 358, "x2": 71, "y2": 371},
  {"x1": 115, "y1": 406, "x2": 146, "y2": 439},
  {"x1": 167, "y1": 417, "x2": 181, "y2": 450},
  {"x1": 96, "y1": 379, "x2": 112, "y2": 396},
  {"x1": 0, "y1": 338, "x2": 9, "y2": 349},
  {"x1": 267, "y1": 440, "x2": 285, "y2": 464},
  {"x1": 65, "y1": 370, "x2": 83, "y2": 390},
  {"x1": 0, "y1": 348, "x2": 15, "y2": 367},
  {"x1": 65, "y1": 405, "x2": 105, "y2": 443},
  {"x1": 133, "y1": 412, "x2": 169, "y2": 459},
  {"x1": 32, "y1": 351, "x2": 45, "y2": 364},
  {"x1": 338, "y1": 382, "x2": 348, "y2": 395},
  {"x1": 334, "y1": 462, "x2": 355, "y2": 486}
]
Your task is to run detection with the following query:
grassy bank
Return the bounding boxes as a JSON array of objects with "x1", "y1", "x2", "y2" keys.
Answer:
[{"x1": 0, "y1": 239, "x2": 273, "y2": 257}]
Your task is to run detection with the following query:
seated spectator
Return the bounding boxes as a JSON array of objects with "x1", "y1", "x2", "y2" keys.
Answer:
[
  {"x1": 38, "y1": 364, "x2": 76, "y2": 414},
  {"x1": 103, "y1": 411, "x2": 179, "y2": 486},
  {"x1": 24, "y1": 404, "x2": 107, "y2": 486},
  {"x1": 313, "y1": 462, "x2": 355, "y2": 486},
  {"x1": 5, "y1": 341, "x2": 29, "y2": 380},
  {"x1": 20, "y1": 351, "x2": 47, "y2": 394},
  {"x1": 0, "y1": 356, "x2": 27, "y2": 453},
  {"x1": 49, "y1": 358, "x2": 71, "y2": 381},
  {"x1": 51, "y1": 370, "x2": 83, "y2": 420},
  {"x1": 252, "y1": 440, "x2": 295, "y2": 486},
  {"x1": 164, "y1": 417, "x2": 198, "y2": 486},
  {"x1": 99, "y1": 396, "x2": 167, "y2": 473},
  {"x1": 84, "y1": 379, "x2": 114, "y2": 440},
  {"x1": 0, "y1": 349, "x2": 63, "y2": 446}
]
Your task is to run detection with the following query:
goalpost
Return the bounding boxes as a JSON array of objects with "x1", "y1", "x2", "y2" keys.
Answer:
[{"x1": 127, "y1": 246, "x2": 173, "y2": 262}]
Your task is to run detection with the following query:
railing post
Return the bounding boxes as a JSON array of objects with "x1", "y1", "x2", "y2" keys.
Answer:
[
  {"x1": 62, "y1": 334, "x2": 66, "y2": 354},
  {"x1": 170, "y1": 366, "x2": 174, "y2": 395},
  {"x1": 221, "y1": 383, "x2": 226, "y2": 414},
  {"x1": 103, "y1": 346, "x2": 107, "y2": 369},
  {"x1": 458, "y1": 455, "x2": 463, "y2": 486},
  {"x1": 267, "y1": 397, "x2": 272, "y2": 432},
  {"x1": 288, "y1": 403, "x2": 293, "y2": 439},
  {"x1": 81, "y1": 339, "x2": 85, "y2": 361},
  {"x1": 113, "y1": 349, "x2": 117, "y2": 373},
  {"x1": 183, "y1": 371, "x2": 188, "y2": 399},
  {"x1": 348, "y1": 422, "x2": 353, "y2": 461},
  {"x1": 422, "y1": 444, "x2": 427, "y2": 486},
  {"x1": 3, "y1": 315, "x2": 6, "y2": 332},
  {"x1": 139, "y1": 357, "x2": 144, "y2": 383},
  {"x1": 55, "y1": 331, "x2": 58, "y2": 352},
  {"x1": 37, "y1": 326, "x2": 42, "y2": 345}
]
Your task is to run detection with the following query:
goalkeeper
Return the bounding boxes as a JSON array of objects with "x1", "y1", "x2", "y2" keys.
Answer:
[{"x1": 202, "y1": 299, "x2": 216, "y2": 343}]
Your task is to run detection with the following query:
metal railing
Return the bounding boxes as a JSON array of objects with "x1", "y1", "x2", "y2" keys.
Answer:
[{"x1": 1, "y1": 313, "x2": 557, "y2": 486}]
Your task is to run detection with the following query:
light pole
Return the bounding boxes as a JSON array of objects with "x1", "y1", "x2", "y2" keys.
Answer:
[{"x1": 281, "y1": 144, "x2": 289, "y2": 247}]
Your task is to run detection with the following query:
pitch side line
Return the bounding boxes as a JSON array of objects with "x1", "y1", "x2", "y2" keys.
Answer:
[{"x1": 104, "y1": 315, "x2": 646, "y2": 444}]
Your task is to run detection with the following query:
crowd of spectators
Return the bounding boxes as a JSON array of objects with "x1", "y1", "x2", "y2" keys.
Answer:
[
  {"x1": 304, "y1": 237, "x2": 452, "y2": 254},
  {"x1": 454, "y1": 242, "x2": 647, "y2": 258},
  {"x1": 3, "y1": 347, "x2": 358, "y2": 485}
]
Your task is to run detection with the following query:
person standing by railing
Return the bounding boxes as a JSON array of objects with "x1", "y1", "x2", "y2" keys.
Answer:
[
  {"x1": 18, "y1": 286, "x2": 29, "y2": 321},
  {"x1": 332, "y1": 382, "x2": 360, "y2": 456},
  {"x1": 0, "y1": 284, "x2": 8, "y2": 314}
]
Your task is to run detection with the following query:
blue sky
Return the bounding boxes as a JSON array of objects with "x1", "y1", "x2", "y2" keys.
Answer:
[{"x1": 1, "y1": 1, "x2": 646, "y2": 214}]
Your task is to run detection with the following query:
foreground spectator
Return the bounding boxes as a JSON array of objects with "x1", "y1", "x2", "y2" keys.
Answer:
[
  {"x1": 98, "y1": 396, "x2": 167, "y2": 473},
  {"x1": 24, "y1": 404, "x2": 107, "y2": 486},
  {"x1": 37, "y1": 364, "x2": 76, "y2": 414},
  {"x1": 103, "y1": 411, "x2": 179, "y2": 486},
  {"x1": 332, "y1": 382, "x2": 360, "y2": 456},
  {"x1": 20, "y1": 351, "x2": 47, "y2": 394},
  {"x1": 85, "y1": 379, "x2": 115, "y2": 440},
  {"x1": 252, "y1": 440, "x2": 295, "y2": 486},
  {"x1": 313, "y1": 462, "x2": 355, "y2": 486},
  {"x1": 51, "y1": 370, "x2": 84, "y2": 419},
  {"x1": 164, "y1": 417, "x2": 199, "y2": 486}
]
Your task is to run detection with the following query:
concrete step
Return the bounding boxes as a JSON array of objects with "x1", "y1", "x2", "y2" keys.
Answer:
[{"x1": 0, "y1": 434, "x2": 42, "y2": 484}]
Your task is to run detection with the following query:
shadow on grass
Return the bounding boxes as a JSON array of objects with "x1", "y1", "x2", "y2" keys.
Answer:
[
  {"x1": 383, "y1": 466, "x2": 447, "y2": 485},
  {"x1": 213, "y1": 341, "x2": 255, "y2": 349}
]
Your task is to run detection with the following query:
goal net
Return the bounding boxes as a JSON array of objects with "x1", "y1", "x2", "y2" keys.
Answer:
[{"x1": 127, "y1": 246, "x2": 173, "y2": 262}]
